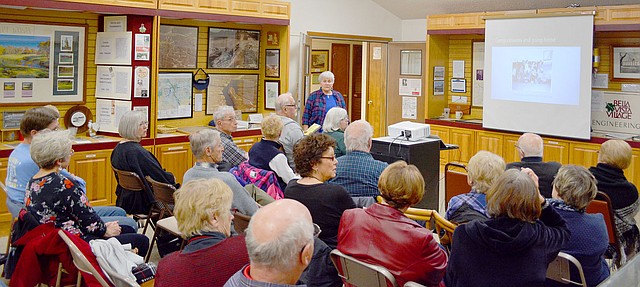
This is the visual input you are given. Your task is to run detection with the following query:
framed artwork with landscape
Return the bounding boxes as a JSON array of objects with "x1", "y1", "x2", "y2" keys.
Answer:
[
  {"x1": 208, "y1": 28, "x2": 260, "y2": 69},
  {"x1": 311, "y1": 50, "x2": 329, "y2": 73},
  {"x1": 159, "y1": 25, "x2": 198, "y2": 69},
  {"x1": 611, "y1": 46, "x2": 640, "y2": 81}
]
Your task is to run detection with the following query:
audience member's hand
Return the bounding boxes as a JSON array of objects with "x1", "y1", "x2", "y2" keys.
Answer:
[
  {"x1": 520, "y1": 167, "x2": 544, "y2": 204},
  {"x1": 105, "y1": 221, "x2": 122, "y2": 237}
]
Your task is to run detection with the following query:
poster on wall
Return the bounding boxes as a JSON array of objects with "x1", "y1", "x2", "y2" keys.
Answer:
[
  {"x1": 95, "y1": 66, "x2": 132, "y2": 100},
  {"x1": 206, "y1": 74, "x2": 258, "y2": 114},
  {"x1": 472, "y1": 42, "x2": 485, "y2": 107},
  {"x1": 159, "y1": 25, "x2": 198, "y2": 69},
  {"x1": 0, "y1": 22, "x2": 85, "y2": 104},
  {"x1": 95, "y1": 31, "x2": 132, "y2": 65},
  {"x1": 134, "y1": 66, "x2": 150, "y2": 98},
  {"x1": 157, "y1": 72, "x2": 193, "y2": 119},
  {"x1": 591, "y1": 91, "x2": 640, "y2": 137},
  {"x1": 207, "y1": 28, "x2": 260, "y2": 69},
  {"x1": 96, "y1": 98, "x2": 132, "y2": 133}
]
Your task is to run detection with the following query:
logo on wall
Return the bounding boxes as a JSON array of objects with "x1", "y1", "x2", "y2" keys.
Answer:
[{"x1": 605, "y1": 100, "x2": 632, "y2": 120}]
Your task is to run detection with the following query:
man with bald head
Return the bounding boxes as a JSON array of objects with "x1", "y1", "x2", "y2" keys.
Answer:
[
  {"x1": 506, "y1": 132, "x2": 561, "y2": 198},
  {"x1": 276, "y1": 93, "x2": 304, "y2": 169},
  {"x1": 225, "y1": 199, "x2": 314, "y2": 286},
  {"x1": 331, "y1": 120, "x2": 388, "y2": 204}
]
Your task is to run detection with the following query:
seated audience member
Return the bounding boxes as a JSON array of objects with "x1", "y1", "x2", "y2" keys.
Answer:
[
  {"x1": 322, "y1": 108, "x2": 349, "y2": 158},
  {"x1": 338, "y1": 161, "x2": 447, "y2": 287},
  {"x1": 589, "y1": 139, "x2": 640, "y2": 262},
  {"x1": 445, "y1": 150, "x2": 505, "y2": 224},
  {"x1": 330, "y1": 120, "x2": 388, "y2": 205},
  {"x1": 276, "y1": 93, "x2": 304, "y2": 170},
  {"x1": 506, "y1": 133, "x2": 561, "y2": 198},
  {"x1": 213, "y1": 106, "x2": 248, "y2": 168},
  {"x1": 248, "y1": 115, "x2": 297, "y2": 188},
  {"x1": 4, "y1": 107, "x2": 136, "y2": 230},
  {"x1": 27, "y1": 130, "x2": 149, "y2": 255},
  {"x1": 285, "y1": 133, "x2": 356, "y2": 249},
  {"x1": 155, "y1": 178, "x2": 249, "y2": 287},
  {"x1": 111, "y1": 110, "x2": 178, "y2": 214},
  {"x1": 183, "y1": 128, "x2": 261, "y2": 216},
  {"x1": 445, "y1": 168, "x2": 570, "y2": 287},
  {"x1": 548, "y1": 165, "x2": 609, "y2": 287},
  {"x1": 224, "y1": 199, "x2": 314, "y2": 286}
]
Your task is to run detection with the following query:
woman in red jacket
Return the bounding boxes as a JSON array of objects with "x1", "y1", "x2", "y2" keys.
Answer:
[{"x1": 337, "y1": 161, "x2": 448, "y2": 287}]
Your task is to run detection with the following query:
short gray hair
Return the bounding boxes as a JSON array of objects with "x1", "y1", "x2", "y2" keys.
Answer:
[
  {"x1": 275, "y1": 93, "x2": 294, "y2": 112},
  {"x1": 345, "y1": 120, "x2": 373, "y2": 152},
  {"x1": 318, "y1": 71, "x2": 335, "y2": 82},
  {"x1": 118, "y1": 110, "x2": 146, "y2": 141},
  {"x1": 553, "y1": 165, "x2": 597, "y2": 210},
  {"x1": 189, "y1": 129, "x2": 221, "y2": 159},
  {"x1": 30, "y1": 130, "x2": 72, "y2": 170},
  {"x1": 245, "y1": 216, "x2": 313, "y2": 270},
  {"x1": 213, "y1": 106, "x2": 235, "y2": 122},
  {"x1": 517, "y1": 133, "x2": 543, "y2": 157},
  {"x1": 322, "y1": 108, "x2": 348, "y2": 132}
]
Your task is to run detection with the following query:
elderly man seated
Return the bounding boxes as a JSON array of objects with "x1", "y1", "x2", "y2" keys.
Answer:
[
  {"x1": 330, "y1": 120, "x2": 388, "y2": 207},
  {"x1": 506, "y1": 133, "x2": 561, "y2": 198},
  {"x1": 275, "y1": 93, "x2": 304, "y2": 170},
  {"x1": 212, "y1": 105, "x2": 248, "y2": 168}
]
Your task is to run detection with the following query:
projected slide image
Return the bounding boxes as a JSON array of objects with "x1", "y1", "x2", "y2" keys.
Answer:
[{"x1": 512, "y1": 56, "x2": 552, "y2": 93}]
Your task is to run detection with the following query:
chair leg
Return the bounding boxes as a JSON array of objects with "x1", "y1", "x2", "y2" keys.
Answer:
[{"x1": 145, "y1": 228, "x2": 160, "y2": 263}]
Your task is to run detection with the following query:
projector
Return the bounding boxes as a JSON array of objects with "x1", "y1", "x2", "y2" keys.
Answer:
[{"x1": 388, "y1": 121, "x2": 430, "y2": 141}]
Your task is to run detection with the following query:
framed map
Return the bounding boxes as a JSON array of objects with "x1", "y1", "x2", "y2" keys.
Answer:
[
  {"x1": 206, "y1": 74, "x2": 258, "y2": 114},
  {"x1": 207, "y1": 28, "x2": 260, "y2": 69},
  {"x1": 157, "y1": 72, "x2": 193, "y2": 119},
  {"x1": 159, "y1": 25, "x2": 198, "y2": 69}
]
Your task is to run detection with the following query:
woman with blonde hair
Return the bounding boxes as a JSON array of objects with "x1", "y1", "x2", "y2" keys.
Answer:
[
  {"x1": 338, "y1": 161, "x2": 447, "y2": 286},
  {"x1": 248, "y1": 114, "x2": 297, "y2": 187},
  {"x1": 155, "y1": 178, "x2": 249, "y2": 287},
  {"x1": 589, "y1": 139, "x2": 639, "y2": 261},
  {"x1": 445, "y1": 168, "x2": 570, "y2": 287},
  {"x1": 322, "y1": 108, "x2": 349, "y2": 158}
]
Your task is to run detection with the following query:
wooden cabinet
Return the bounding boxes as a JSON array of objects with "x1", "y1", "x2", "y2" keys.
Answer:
[
  {"x1": 158, "y1": 0, "x2": 290, "y2": 20},
  {"x1": 430, "y1": 125, "x2": 450, "y2": 166},
  {"x1": 55, "y1": 0, "x2": 157, "y2": 9},
  {"x1": 629, "y1": 149, "x2": 640, "y2": 187},
  {"x1": 234, "y1": 135, "x2": 261, "y2": 153},
  {"x1": 155, "y1": 143, "x2": 193, "y2": 185},
  {"x1": 542, "y1": 138, "x2": 570, "y2": 164},
  {"x1": 503, "y1": 135, "x2": 521, "y2": 164},
  {"x1": 427, "y1": 12, "x2": 484, "y2": 30},
  {"x1": 0, "y1": 158, "x2": 11, "y2": 221},
  {"x1": 68, "y1": 150, "x2": 113, "y2": 206},
  {"x1": 448, "y1": 127, "x2": 476, "y2": 164},
  {"x1": 476, "y1": 131, "x2": 503, "y2": 156},
  {"x1": 569, "y1": 142, "x2": 600, "y2": 170}
]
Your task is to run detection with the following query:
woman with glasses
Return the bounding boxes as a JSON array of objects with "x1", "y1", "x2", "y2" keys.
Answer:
[
  {"x1": 338, "y1": 161, "x2": 447, "y2": 287},
  {"x1": 111, "y1": 110, "x2": 178, "y2": 214},
  {"x1": 155, "y1": 178, "x2": 248, "y2": 287},
  {"x1": 26, "y1": 130, "x2": 149, "y2": 254},
  {"x1": 322, "y1": 107, "x2": 349, "y2": 158},
  {"x1": 285, "y1": 133, "x2": 356, "y2": 249}
]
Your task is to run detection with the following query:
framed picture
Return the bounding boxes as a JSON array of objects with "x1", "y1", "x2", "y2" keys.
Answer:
[
  {"x1": 208, "y1": 28, "x2": 260, "y2": 69},
  {"x1": 400, "y1": 50, "x2": 422, "y2": 75},
  {"x1": 311, "y1": 50, "x2": 329, "y2": 73},
  {"x1": 266, "y1": 31, "x2": 279, "y2": 46},
  {"x1": 265, "y1": 49, "x2": 280, "y2": 78},
  {"x1": 159, "y1": 25, "x2": 198, "y2": 69},
  {"x1": 157, "y1": 72, "x2": 193, "y2": 119},
  {"x1": 312, "y1": 73, "x2": 320, "y2": 85},
  {"x1": 611, "y1": 46, "x2": 640, "y2": 80},
  {"x1": 206, "y1": 74, "x2": 259, "y2": 113},
  {"x1": 264, "y1": 80, "x2": 279, "y2": 110}
]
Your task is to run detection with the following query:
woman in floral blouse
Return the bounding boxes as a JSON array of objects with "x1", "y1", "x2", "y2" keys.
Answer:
[{"x1": 26, "y1": 130, "x2": 149, "y2": 255}]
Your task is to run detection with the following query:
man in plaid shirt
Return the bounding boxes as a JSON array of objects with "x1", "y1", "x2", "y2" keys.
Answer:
[
  {"x1": 213, "y1": 106, "x2": 248, "y2": 167},
  {"x1": 302, "y1": 71, "x2": 346, "y2": 131}
]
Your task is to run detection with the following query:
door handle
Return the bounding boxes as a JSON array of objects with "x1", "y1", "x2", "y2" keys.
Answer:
[{"x1": 368, "y1": 100, "x2": 373, "y2": 105}]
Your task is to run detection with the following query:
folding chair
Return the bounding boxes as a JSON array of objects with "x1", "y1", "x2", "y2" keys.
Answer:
[
  {"x1": 145, "y1": 216, "x2": 184, "y2": 263},
  {"x1": 431, "y1": 211, "x2": 458, "y2": 253},
  {"x1": 403, "y1": 208, "x2": 434, "y2": 222},
  {"x1": 95, "y1": 257, "x2": 143, "y2": 287},
  {"x1": 444, "y1": 162, "x2": 469, "y2": 209},
  {"x1": 545, "y1": 252, "x2": 587, "y2": 287},
  {"x1": 112, "y1": 167, "x2": 156, "y2": 234},
  {"x1": 145, "y1": 176, "x2": 176, "y2": 220},
  {"x1": 330, "y1": 249, "x2": 398, "y2": 287},
  {"x1": 57, "y1": 230, "x2": 113, "y2": 287},
  {"x1": 586, "y1": 191, "x2": 622, "y2": 269}
]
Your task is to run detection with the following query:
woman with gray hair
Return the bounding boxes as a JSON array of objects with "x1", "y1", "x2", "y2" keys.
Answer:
[
  {"x1": 111, "y1": 110, "x2": 177, "y2": 214},
  {"x1": 27, "y1": 130, "x2": 148, "y2": 254},
  {"x1": 322, "y1": 108, "x2": 349, "y2": 158},
  {"x1": 302, "y1": 71, "x2": 346, "y2": 131}
]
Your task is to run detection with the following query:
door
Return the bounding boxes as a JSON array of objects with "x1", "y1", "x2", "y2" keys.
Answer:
[
  {"x1": 351, "y1": 44, "x2": 363, "y2": 121},
  {"x1": 366, "y1": 42, "x2": 388, "y2": 137},
  {"x1": 387, "y1": 42, "x2": 426, "y2": 126},
  {"x1": 298, "y1": 32, "x2": 312, "y2": 124},
  {"x1": 331, "y1": 43, "x2": 350, "y2": 109}
]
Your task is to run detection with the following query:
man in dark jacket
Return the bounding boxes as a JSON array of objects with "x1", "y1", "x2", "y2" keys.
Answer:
[{"x1": 506, "y1": 133, "x2": 561, "y2": 198}]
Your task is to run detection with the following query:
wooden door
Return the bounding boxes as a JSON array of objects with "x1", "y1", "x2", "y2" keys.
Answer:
[
  {"x1": 331, "y1": 43, "x2": 350, "y2": 109},
  {"x1": 387, "y1": 42, "x2": 426, "y2": 126},
  {"x1": 351, "y1": 44, "x2": 363, "y2": 121},
  {"x1": 68, "y1": 150, "x2": 113, "y2": 206},
  {"x1": 366, "y1": 42, "x2": 388, "y2": 137},
  {"x1": 448, "y1": 128, "x2": 476, "y2": 164}
]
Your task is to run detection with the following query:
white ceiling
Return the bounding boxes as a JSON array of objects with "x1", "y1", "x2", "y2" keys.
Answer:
[{"x1": 370, "y1": 0, "x2": 640, "y2": 19}]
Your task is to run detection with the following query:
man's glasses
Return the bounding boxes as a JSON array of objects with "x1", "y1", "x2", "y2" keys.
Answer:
[
  {"x1": 285, "y1": 104, "x2": 298, "y2": 110},
  {"x1": 313, "y1": 223, "x2": 321, "y2": 238}
]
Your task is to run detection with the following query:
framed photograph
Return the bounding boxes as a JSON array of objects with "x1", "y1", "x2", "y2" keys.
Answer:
[
  {"x1": 311, "y1": 50, "x2": 329, "y2": 73},
  {"x1": 159, "y1": 25, "x2": 198, "y2": 69},
  {"x1": 400, "y1": 50, "x2": 422, "y2": 76},
  {"x1": 312, "y1": 73, "x2": 320, "y2": 85},
  {"x1": 59, "y1": 53, "x2": 74, "y2": 64},
  {"x1": 265, "y1": 80, "x2": 279, "y2": 110},
  {"x1": 265, "y1": 49, "x2": 280, "y2": 78},
  {"x1": 206, "y1": 74, "x2": 259, "y2": 113},
  {"x1": 266, "y1": 31, "x2": 279, "y2": 46},
  {"x1": 56, "y1": 79, "x2": 74, "y2": 92},
  {"x1": 208, "y1": 28, "x2": 260, "y2": 69},
  {"x1": 157, "y1": 72, "x2": 193, "y2": 119},
  {"x1": 57, "y1": 65, "x2": 74, "y2": 78},
  {"x1": 60, "y1": 35, "x2": 73, "y2": 52},
  {"x1": 611, "y1": 46, "x2": 640, "y2": 80}
]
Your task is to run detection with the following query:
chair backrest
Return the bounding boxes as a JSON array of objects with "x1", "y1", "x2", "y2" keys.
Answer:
[
  {"x1": 232, "y1": 210, "x2": 251, "y2": 235},
  {"x1": 112, "y1": 167, "x2": 145, "y2": 192},
  {"x1": 145, "y1": 176, "x2": 176, "y2": 217},
  {"x1": 545, "y1": 252, "x2": 587, "y2": 287},
  {"x1": 444, "y1": 162, "x2": 469, "y2": 209},
  {"x1": 585, "y1": 192, "x2": 618, "y2": 246},
  {"x1": 431, "y1": 211, "x2": 458, "y2": 251},
  {"x1": 95, "y1": 257, "x2": 141, "y2": 287},
  {"x1": 330, "y1": 249, "x2": 398, "y2": 287},
  {"x1": 404, "y1": 208, "x2": 434, "y2": 223},
  {"x1": 57, "y1": 230, "x2": 112, "y2": 287}
]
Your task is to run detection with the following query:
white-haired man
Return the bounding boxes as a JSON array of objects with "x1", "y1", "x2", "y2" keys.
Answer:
[
  {"x1": 330, "y1": 120, "x2": 388, "y2": 203},
  {"x1": 506, "y1": 133, "x2": 561, "y2": 198},
  {"x1": 275, "y1": 93, "x2": 304, "y2": 169},
  {"x1": 213, "y1": 106, "x2": 248, "y2": 167},
  {"x1": 224, "y1": 199, "x2": 314, "y2": 286}
]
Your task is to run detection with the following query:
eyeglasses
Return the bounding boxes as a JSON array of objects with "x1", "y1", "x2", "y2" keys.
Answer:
[
  {"x1": 313, "y1": 223, "x2": 321, "y2": 238},
  {"x1": 514, "y1": 144, "x2": 522, "y2": 150},
  {"x1": 140, "y1": 121, "x2": 149, "y2": 127},
  {"x1": 221, "y1": 117, "x2": 237, "y2": 122},
  {"x1": 320, "y1": 156, "x2": 336, "y2": 161},
  {"x1": 285, "y1": 104, "x2": 298, "y2": 110}
]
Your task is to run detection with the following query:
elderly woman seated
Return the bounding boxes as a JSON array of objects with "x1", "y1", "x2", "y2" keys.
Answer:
[
  {"x1": 547, "y1": 165, "x2": 609, "y2": 287},
  {"x1": 337, "y1": 161, "x2": 448, "y2": 286},
  {"x1": 445, "y1": 168, "x2": 570, "y2": 287},
  {"x1": 445, "y1": 150, "x2": 505, "y2": 224},
  {"x1": 322, "y1": 108, "x2": 349, "y2": 158},
  {"x1": 248, "y1": 115, "x2": 297, "y2": 188},
  {"x1": 155, "y1": 178, "x2": 249, "y2": 287},
  {"x1": 26, "y1": 130, "x2": 149, "y2": 255}
]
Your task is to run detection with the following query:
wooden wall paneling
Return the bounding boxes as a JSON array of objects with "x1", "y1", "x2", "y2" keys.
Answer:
[
  {"x1": 476, "y1": 131, "x2": 503, "y2": 156},
  {"x1": 593, "y1": 31, "x2": 640, "y2": 91},
  {"x1": 569, "y1": 142, "x2": 600, "y2": 169},
  {"x1": 542, "y1": 138, "x2": 570, "y2": 164},
  {"x1": 0, "y1": 158, "x2": 11, "y2": 227},
  {"x1": 503, "y1": 134, "x2": 521, "y2": 163},
  {"x1": 628, "y1": 149, "x2": 640, "y2": 187},
  {"x1": 425, "y1": 34, "x2": 449, "y2": 119}
]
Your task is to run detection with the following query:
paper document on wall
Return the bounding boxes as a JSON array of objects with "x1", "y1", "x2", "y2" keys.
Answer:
[
  {"x1": 95, "y1": 32, "x2": 132, "y2": 65},
  {"x1": 591, "y1": 90, "x2": 604, "y2": 112},
  {"x1": 399, "y1": 78, "x2": 422, "y2": 96},
  {"x1": 96, "y1": 99, "x2": 132, "y2": 133},
  {"x1": 96, "y1": 66, "x2": 132, "y2": 100},
  {"x1": 402, "y1": 96, "x2": 417, "y2": 119},
  {"x1": 592, "y1": 73, "x2": 608, "y2": 89}
]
